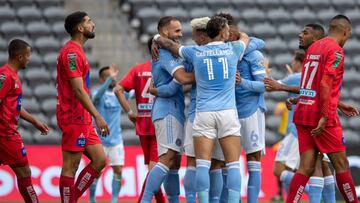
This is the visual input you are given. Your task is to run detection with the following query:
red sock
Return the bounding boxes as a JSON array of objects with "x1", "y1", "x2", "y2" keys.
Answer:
[
  {"x1": 336, "y1": 171, "x2": 359, "y2": 203},
  {"x1": 74, "y1": 164, "x2": 100, "y2": 201},
  {"x1": 286, "y1": 173, "x2": 309, "y2": 203},
  {"x1": 60, "y1": 175, "x2": 74, "y2": 203},
  {"x1": 17, "y1": 176, "x2": 38, "y2": 203},
  {"x1": 138, "y1": 173, "x2": 149, "y2": 203},
  {"x1": 154, "y1": 188, "x2": 166, "y2": 203}
]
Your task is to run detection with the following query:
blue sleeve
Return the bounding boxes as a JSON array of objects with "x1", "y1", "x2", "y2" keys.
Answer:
[
  {"x1": 230, "y1": 41, "x2": 246, "y2": 60},
  {"x1": 156, "y1": 79, "x2": 182, "y2": 97},
  {"x1": 279, "y1": 74, "x2": 300, "y2": 86},
  {"x1": 161, "y1": 50, "x2": 185, "y2": 76},
  {"x1": 245, "y1": 37, "x2": 265, "y2": 54},
  {"x1": 239, "y1": 52, "x2": 266, "y2": 93},
  {"x1": 179, "y1": 46, "x2": 195, "y2": 63},
  {"x1": 92, "y1": 77, "x2": 112, "y2": 104}
]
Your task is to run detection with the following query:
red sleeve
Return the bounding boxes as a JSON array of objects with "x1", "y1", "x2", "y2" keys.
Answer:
[
  {"x1": 324, "y1": 45, "x2": 343, "y2": 76},
  {"x1": 0, "y1": 72, "x2": 12, "y2": 100},
  {"x1": 319, "y1": 74, "x2": 333, "y2": 117},
  {"x1": 119, "y1": 66, "x2": 136, "y2": 91},
  {"x1": 62, "y1": 50, "x2": 84, "y2": 78}
]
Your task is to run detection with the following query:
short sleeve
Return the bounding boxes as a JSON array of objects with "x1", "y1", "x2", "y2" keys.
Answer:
[
  {"x1": 179, "y1": 45, "x2": 195, "y2": 63},
  {"x1": 279, "y1": 75, "x2": 294, "y2": 85},
  {"x1": 324, "y1": 46, "x2": 343, "y2": 76},
  {"x1": 119, "y1": 66, "x2": 136, "y2": 91},
  {"x1": 162, "y1": 51, "x2": 185, "y2": 76},
  {"x1": 62, "y1": 50, "x2": 84, "y2": 78},
  {"x1": 250, "y1": 52, "x2": 266, "y2": 77},
  {"x1": 0, "y1": 73, "x2": 12, "y2": 99},
  {"x1": 230, "y1": 41, "x2": 246, "y2": 60}
]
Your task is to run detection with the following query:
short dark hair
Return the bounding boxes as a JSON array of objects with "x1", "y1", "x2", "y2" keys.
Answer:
[
  {"x1": 331, "y1": 14, "x2": 351, "y2": 24},
  {"x1": 8, "y1": 39, "x2": 31, "y2": 59},
  {"x1": 294, "y1": 50, "x2": 305, "y2": 62},
  {"x1": 64, "y1": 11, "x2": 88, "y2": 36},
  {"x1": 329, "y1": 14, "x2": 352, "y2": 33},
  {"x1": 216, "y1": 12, "x2": 235, "y2": 26},
  {"x1": 98, "y1": 66, "x2": 109, "y2": 78},
  {"x1": 157, "y1": 16, "x2": 179, "y2": 31},
  {"x1": 305, "y1": 23, "x2": 325, "y2": 40},
  {"x1": 206, "y1": 16, "x2": 228, "y2": 39},
  {"x1": 147, "y1": 37, "x2": 153, "y2": 54}
]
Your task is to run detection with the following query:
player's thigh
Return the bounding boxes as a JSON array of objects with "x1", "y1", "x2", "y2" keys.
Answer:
[
  {"x1": 84, "y1": 143, "x2": 106, "y2": 167},
  {"x1": 11, "y1": 165, "x2": 32, "y2": 178},
  {"x1": 154, "y1": 115, "x2": 184, "y2": 157},
  {"x1": 193, "y1": 136, "x2": 215, "y2": 161},
  {"x1": 219, "y1": 135, "x2": 241, "y2": 163},
  {"x1": 212, "y1": 138, "x2": 225, "y2": 163},
  {"x1": 239, "y1": 109, "x2": 265, "y2": 155},
  {"x1": 276, "y1": 133, "x2": 300, "y2": 170},
  {"x1": 61, "y1": 150, "x2": 83, "y2": 176},
  {"x1": 59, "y1": 124, "x2": 92, "y2": 152},
  {"x1": 296, "y1": 124, "x2": 317, "y2": 154},
  {"x1": 106, "y1": 143, "x2": 125, "y2": 167},
  {"x1": 193, "y1": 111, "x2": 217, "y2": 160},
  {"x1": 184, "y1": 120, "x2": 195, "y2": 158},
  {"x1": 327, "y1": 151, "x2": 349, "y2": 173},
  {"x1": 314, "y1": 125, "x2": 345, "y2": 154},
  {"x1": 297, "y1": 148, "x2": 318, "y2": 176},
  {"x1": 0, "y1": 137, "x2": 29, "y2": 169}
]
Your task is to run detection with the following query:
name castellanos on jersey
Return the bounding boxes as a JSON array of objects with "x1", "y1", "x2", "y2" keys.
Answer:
[{"x1": 195, "y1": 49, "x2": 234, "y2": 57}]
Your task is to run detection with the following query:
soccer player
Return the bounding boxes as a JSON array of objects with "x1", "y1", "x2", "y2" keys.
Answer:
[
  {"x1": 115, "y1": 39, "x2": 165, "y2": 203},
  {"x1": 286, "y1": 15, "x2": 358, "y2": 203},
  {"x1": 89, "y1": 65, "x2": 124, "y2": 203},
  {"x1": 0, "y1": 39, "x2": 49, "y2": 203},
  {"x1": 154, "y1": 16, "x2": 249, "y2": 203},
  {"x1": 140, "y1": 16, "x2": 194, "y2": 203},
  {"x1": 56, "y1": 11, "x2": 109, "y2": 203}
]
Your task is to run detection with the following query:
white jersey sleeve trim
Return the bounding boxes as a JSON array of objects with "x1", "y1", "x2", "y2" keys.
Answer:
[
  {"x1": 252, "y1": 70, "x2": 266, "y2": 75},
  {"x1": 277, "y1": 80, "x2": 284, "y2": 85},
  {"x1": 173, "y1": 78, "x2": 181, "y2": 84},
  {"x1": 171, "y1": 65, "x2": 184, "y2": 76},
  {"x1": 179, "y1": 46, "x2": 185, "y2": 59}
]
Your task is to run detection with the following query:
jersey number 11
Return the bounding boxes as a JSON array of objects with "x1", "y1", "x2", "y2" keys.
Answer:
[{"x1": 203, "y1": 57, "x2": 229, "y2": 80}]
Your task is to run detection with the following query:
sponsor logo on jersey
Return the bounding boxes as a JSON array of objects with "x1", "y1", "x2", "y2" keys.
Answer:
[
  {"x1": 67, "y1": 52, "x2": 77, "y2": 71},
  {"x1": 20, "y1": 147, "x2": 27, "y2": 156},
  {"x1": 333, "y1": 51, "x2": 343, "y2": 68},
  {"x1": 0, "y1": 73, "x2": 6, "y2": 89},
  {"x1": 76, "y1": 133, "x2": 86, "y2": 147},
  {"x1": 138, "y1": 103, "x2": 153, "y2": 110},
  {"x1": 299, "y1": 98, "x2": 315, "y2": 105},
  {"x1": 300, "y1": 88, "x2": 316, "y2": 97}
]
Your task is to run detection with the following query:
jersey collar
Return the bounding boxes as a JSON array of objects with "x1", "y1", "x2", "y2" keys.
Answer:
[{"x1": 207, "y1": 41, "x2": 225, "y2": 45}]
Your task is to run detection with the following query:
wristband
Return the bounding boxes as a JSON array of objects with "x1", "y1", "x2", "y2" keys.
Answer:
[
  {"x1": 153, "y1": 34, "x2": 161, "y2": 41},
  {"x1": 127, "y1": 110, "x2": 134, "y2": 115}
]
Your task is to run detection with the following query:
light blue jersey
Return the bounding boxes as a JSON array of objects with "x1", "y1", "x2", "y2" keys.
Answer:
[
  {"x1": 278, "y1": 73, "x2": 301, "y2": 137},
  {"x1": 180, "y1": 41, "x2": 246, "y2": 112},
  {"x1": 235, "y1": 50, "x2": 267, "y2": 119},
  {"x1": 151, "y1": 48, "x2": 187, "y2": 124},
  {"x1": 92, "y1": 78, "x2": 123, "y2": 147}
]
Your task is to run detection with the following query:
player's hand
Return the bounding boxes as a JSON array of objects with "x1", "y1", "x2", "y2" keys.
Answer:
[
  {"x1": 34, "y1": 121, "x2": 49, "y2": 135},
  {"x1": 311, "y1": 117, "x2": 328, "y2": 137},
  {"x1": 263, "y1": 77, "x2": 281, "y2": 92},
  {"x1": 264, "y1": 58, "x2": 271, "y2": 75},
  {"x1": 151, "y1": 41, "x2": 160, "y2": 61},
  {"x1": 149, "y1": 81, "x2": 158, "y2": 96},
  {"x1": 239, "y1": 32, "x2": 250, "y2": 46},
  {"x1": 338, "y1": 102, "x2": 359, "y2": 117},
  {"x1": 235, "y1": 70, "x2": 241, "y2": 85},
  {"x1": 95, "y1": 115, "x2": 109, "y2": 136},
  {"x1": 286, "y1": 97, "x2": 298, "y2": 110},
  {"x1": 127, "y1": 111, "x2": 137, "y2": 123},
  {"x1": 109, "y1": 64, "x2": 119, "y2": 81}
]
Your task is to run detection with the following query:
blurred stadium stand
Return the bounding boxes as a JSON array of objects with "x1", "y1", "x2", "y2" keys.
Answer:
[{"x1": 0, "y1": 0, "x2": 359, "y2": 146}]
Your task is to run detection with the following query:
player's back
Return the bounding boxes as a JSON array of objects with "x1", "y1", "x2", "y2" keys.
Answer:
[
  {"x1": 56, "y1": 40, "x2": 92, "y2": 126},
  {"x1": 151, "y1": 48, "x2": 185, "y2": 123},
  {"x1": 0, "y1": 65, "x2": 22, "y2": 137},
  {"x1": 184, "y1": 41, "x2": 244, "y2": 112},
  {"x1": 294, "y1": 37, "x2": 344, "y2": 126}
]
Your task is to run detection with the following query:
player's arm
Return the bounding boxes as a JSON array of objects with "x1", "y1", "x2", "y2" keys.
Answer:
[
  {"x1": 0, "y1": 73, "x2": 11, "y2": 104},
  {"x1": 20, "y1": 107, "x2": 49, "y2": 135},
  {"x1": 92, "y1": 64, "x2": 119, "y2": 105},
  {"x1": 154, "y1": 35, "x2": 181, "y2": 57},
  {"x1": 114, "y1": 84, "x2": 136, "y2": 123},
  {"x1": 69, "y1": 77, "x2": 109, "y2": 135},
  {"x1": 238, "y1": 53, "x2": 266, "y2": 93},
  {"x1": 245, "y1": 37, "x2": 265, "y2": 54},
  {"x1": 264, "y1": 77, "x2": 300, "y2": 93},
  {"x1": 337, "y1": 101, "x2": 359, "y2": 117},
  {"x1": 150, "y1": 79, "x2": 182, "y2": 97},
  {"x1": 173, "y1": 68, "x2": 195, "y2": 85}
]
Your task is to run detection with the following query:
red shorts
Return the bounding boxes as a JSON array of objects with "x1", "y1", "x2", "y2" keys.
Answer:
[
  {"x1": 59, "y1": 124, "x2": 102, "y2": 152},
  {"x1": 296, "y1": 124, "x2": 345, "y2": 154},
  {"x1": 139, "y1": 135, "x2": 158, "y2": 164},
  {"x1": 0, "y1": 136, "x2": 29, "y2": 167}
]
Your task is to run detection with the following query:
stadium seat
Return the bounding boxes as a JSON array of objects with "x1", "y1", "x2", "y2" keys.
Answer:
[
  {"x1": 0, "y1": 52, "x2": 7, "y2": 65},
  {"x1": 43, "y1": 52, "x2": 58, "y2": 70},
  {"x1": 33, "y1": 84, "x2": 57, "y2": 100},
  {"x1": 264, "y1": 38, "x2": 288, "y2": 54},
  {"x1": 0, "y1": 38, "x2": 7, "y2": 52},
  {"x1": 26, "y1": 22, "x2": 52, "y2": 39},
  {"x1": 266, "y1": 115, "x2": 280, "y2": 131},
  {"x1": 33, "y1": 128, "x2": 61, "y2": 144},
  {"x1": 144, "y1": 22, "x2": 158, "y2": 35},
  {"x1": 27, "y1": 52, "x2": 43, "y2": 68},
  {"x1": 344, "y1": 8, "x2": 360, "y2": 25},
  {"x1": 41, "y1": 98, "x2": 57, "y2": 117},
  {"x1": 34, "y1": 0, "x2": 62, "y2": 9},
  {"x1": 343, "y1": 130, "x2": 360, "y2": 146},
  {"x1": 0, "y1": 6, "x2": 16, "y2": 24},
  {"x1": 1, "y1": 22, "x2": 26, "y2": 40},
  {"x1": 287, "y1": 38, "x2": 299, "y2": 50},
  {"x1": 278, "y1": 23, "x2": 301, "y2": 40},
  {"x1": 241, "y1": 8, "x2": 266, "y2": 24},
  {"x1": 280, "y1": 0, "x2": 306, "y2": 11},
  {"x1": 256, "y1": 0, "x2": 281, "y2": 10},
  {"x1": 155, "y1": 0, "x2": 180, "y2": 10},
  {"x1": 292, "y1": 8, "x2": 317, "y2": 24},
  {"x1": 163, "y1": 7, "x2": 189, "y2": 21},
  {"x1": 348, "y1": 117, "x2": 360, "y2": 131},
  {"x1": 25, "y1": 68, "x2": 51, "y2": 86},
  {"x1": 206, "y1": 0, "x2": 231, "y2": 10},
  {"x1": 121, "y1": 114, "x2": 134, "y2": 130},
  {"x1": 17, "y1": 6, "x2": 43, "y2": 24},
  {"x1": 340, "y1": 87, "x2": 350, "y2": 100},
  {"x1": 316, "y1": 8, "x2": 338, "y2": 24},
  {"x1": 189, "y1": 7, "x2": 213, "y2": 19},
  {"x1": 267, "y1": 8, "x2": 291, "y2": 24},
  {"x1": 230, "y1": 0, "x2": 257, "y2": 10},
  {"x1": 180, "y1": 0, "x2": 206, "y2": 10},
  {"x1": 237, "y1": 22, "x2": 251, "y2": 34},
  {"x1": 251, "y1": 23, "x2": 277, "y2": 38},
  {"x1": 22, "y1": 83, "x2": 34, "y2": 99},
  {"x1": 182, "y1": 22, "x2": 192, "y2": 38},
  {"x1": 18, "y1": 127, "x2": 35, "y2": 144},
  {"x1": 52, "y1": 21, "x2": 68, "y2": 40},
  {"x1": 22, "y1": 98, "x2": 41, "y2": 114},
  {"x1": 265, "y1": 129, "x2": 281, "y2": 145},
  {"x1": 127, "y1": 0, "x2": 156, "y2": 13},
  {"x1": 215, "y1": 8, "x2": 241, "y2": 23},
  {"x1": 350, "y1": 86, "x2": 360, "y2": 100},
  {"x1": 34, "y1": 37, "x2": 60, "y2": 55},
  {"x1": 50, "y1": 114, "x2": 57, "y2": 129},
  {"x1": 332, "y1": 0, "x2": 356, "y2": 12},
  {"x1": 43, "y1": 7, "x2": 66, "y2": 23},
  {"x1": 306, "y1": 0, "x2": 332, "y2": 10},
  {"x1": 137, "y1": 7, "x2": 162, "y2": 26}
]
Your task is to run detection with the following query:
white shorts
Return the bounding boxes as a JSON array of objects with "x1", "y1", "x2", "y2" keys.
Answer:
[
  {"x1": 239, "y1": 108, "x2": 266, "y2": 155},
  {"x1": 193, "y1": 109, "x2": 240, "y2": 139},
  {"x1": 184, "y1": 120, "x2": 224, "y2": 161},
  {"x1": 322, "y1": 154, "x2": 330, "y2": 162},
  {"x1": 275, "y1": 133, "x2": 299, "y2": 170},
  {"x1": 103, "y1": 142, "x2": 125, "y2": 166},
  {"x1": 154, "y1": 115, "x2": 184, "y2": 156}
]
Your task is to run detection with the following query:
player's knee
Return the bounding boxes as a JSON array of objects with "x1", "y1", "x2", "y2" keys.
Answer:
[
  {"x1": 302, "y1": 165, "x2": 315, "y2": 177},
  {"x1": 14, "y1": 166, "x2": 32, "y2": 178},
  {"x1": 332, "y1": 157, "x2": 349, "y2": 172}
]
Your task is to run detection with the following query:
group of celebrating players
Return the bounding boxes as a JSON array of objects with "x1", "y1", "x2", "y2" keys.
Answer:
[{"x1": 0, "y1": 6, "x2": 358, "y2": 203}]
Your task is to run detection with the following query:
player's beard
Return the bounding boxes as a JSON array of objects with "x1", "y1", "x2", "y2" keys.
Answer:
[{"x1": 84, "y1": 31, "x2": 95, "y2": 39}]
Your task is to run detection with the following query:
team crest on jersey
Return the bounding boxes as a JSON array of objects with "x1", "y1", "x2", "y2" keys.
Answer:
[
  {"x1": 257, "y1": 59, "x2": 265, "y2": 68},
  {"x1": 333, "y1": 51, "x2": 342, "y2": 68},
  {"x1": 67, "y1": 52, "x2": 77, "y2": 71},
  {"x1": 0, "y1": 73, "x2": 6, "y2": 89}
]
